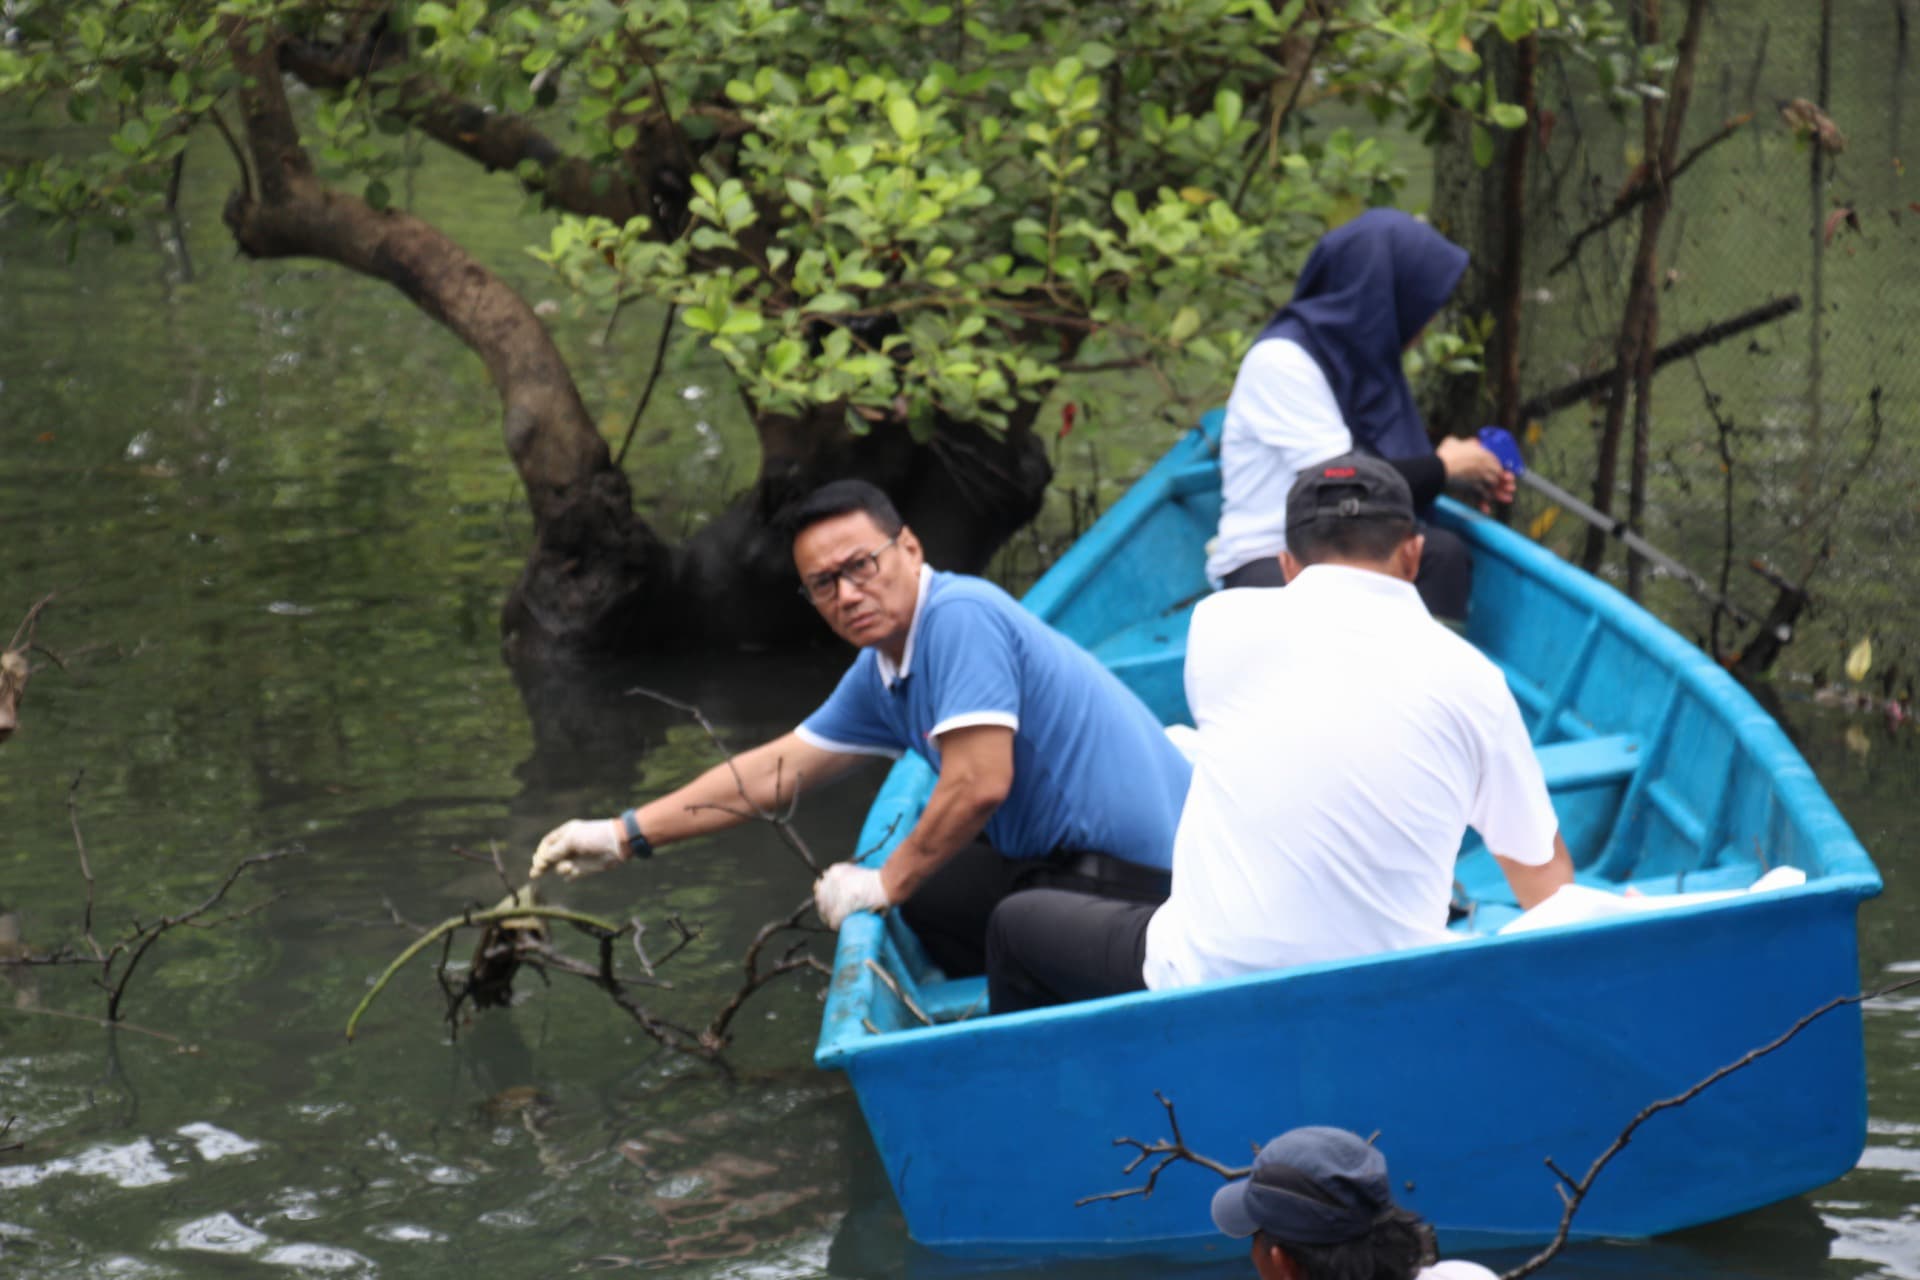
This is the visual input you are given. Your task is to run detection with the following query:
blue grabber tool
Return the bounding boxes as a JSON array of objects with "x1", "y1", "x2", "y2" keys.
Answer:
[{"x1": 1477, "y1": 426, "x2": 1761, "y2": 629}]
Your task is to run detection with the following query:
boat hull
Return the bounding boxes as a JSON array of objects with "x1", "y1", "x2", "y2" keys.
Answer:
[{"x1": 815, "y1": 413, "x2": 1881, "y2": 1257}]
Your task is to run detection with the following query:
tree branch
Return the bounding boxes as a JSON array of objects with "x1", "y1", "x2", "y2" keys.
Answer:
[
  {"x1": 1519, "y1": 295, "x2": 1800, "y2": 421},
  {"x1": 1548, "y1": 112, "x2": 1753, "y2": 276},
  {"x1": 278, "y1": 36, "x2": 675, "y2": 225}
]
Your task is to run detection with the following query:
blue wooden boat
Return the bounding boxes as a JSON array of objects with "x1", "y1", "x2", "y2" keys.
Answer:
[{"x1": 813, "y1": 410, "x2": 1883, "y2": 1259}]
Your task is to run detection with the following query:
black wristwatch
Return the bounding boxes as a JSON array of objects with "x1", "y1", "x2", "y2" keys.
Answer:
[{"x1": 619, "y1": 809, "x2": 653, "y2": 860}]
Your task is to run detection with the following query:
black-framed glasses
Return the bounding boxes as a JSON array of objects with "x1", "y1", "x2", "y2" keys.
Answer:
[{"x1": 799, "y1": 536, "x2": 899, "y2": 603}]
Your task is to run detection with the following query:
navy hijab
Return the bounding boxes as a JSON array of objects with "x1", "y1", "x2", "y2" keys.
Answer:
[{"x1": 1257, "y1": 209, "x2": 1468, "y2": 462}]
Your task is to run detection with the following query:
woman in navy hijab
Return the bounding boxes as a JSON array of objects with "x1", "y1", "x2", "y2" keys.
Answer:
[{"x1": 1207, "y1": 209, "x2": 1513, "y2": 619}]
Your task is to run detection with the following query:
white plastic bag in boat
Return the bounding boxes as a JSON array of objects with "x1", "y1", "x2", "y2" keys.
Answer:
[{"x1": 1497, "y1": 866, "x2": 1807, "y2": 935}]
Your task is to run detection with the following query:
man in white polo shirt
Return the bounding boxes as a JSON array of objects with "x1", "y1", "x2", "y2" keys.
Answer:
[{"x1": 984, "y1": 453, "x2": 1572, "y2": 1011}]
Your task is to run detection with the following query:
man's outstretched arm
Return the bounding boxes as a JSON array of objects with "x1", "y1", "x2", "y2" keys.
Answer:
[{"x1": 533, "y1": 732, "x2": 866, "y2": 880}]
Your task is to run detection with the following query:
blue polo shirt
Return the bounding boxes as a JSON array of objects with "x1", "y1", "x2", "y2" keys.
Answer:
[{"x1": 796, "y1": 568, "x2": 1192, "y2": 869}]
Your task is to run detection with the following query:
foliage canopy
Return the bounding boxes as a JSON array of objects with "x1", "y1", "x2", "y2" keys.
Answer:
[{"x1": 2, "y1": 0, "x2": 1629, "y2": 448}]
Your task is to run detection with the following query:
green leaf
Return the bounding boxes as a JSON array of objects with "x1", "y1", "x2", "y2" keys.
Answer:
[
  {"x1": 1167, "y1": 305, "x2": 1201, "y2": 345},
  {"x1": 1471, "y1": 123, "x2": 1495, "y2": 168},
  {"x1": 1489, "y1": 102, "x2": 1528, "y2": 130},
  {"x1": 719, "y1": 310, "x2": 764, "y2": 335},
  {"x1": 886, "y1": 97, "x2": 920, "y2": 142},
  {"x1": 1497, "y1": 0, "x2": 1537, "y2": 41},
  {"x1": 804, "y1": 291, "x2": 859, "y2": 312},
  {"x1": 364, "y1": 179, "x2": 392, "y2": 211}
]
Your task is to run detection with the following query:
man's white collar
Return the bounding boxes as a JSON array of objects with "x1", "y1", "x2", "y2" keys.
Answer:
[{"x1": 876, "y1": 563, "x2": 935, "y2": 689}]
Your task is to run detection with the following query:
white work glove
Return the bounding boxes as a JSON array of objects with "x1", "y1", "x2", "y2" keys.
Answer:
[
  {"x1": 530, "y1": 818, "x2": 625, "y2": 881},
  {"x1": 814, "y1": 862, "x2": 892, "y2": 929}
]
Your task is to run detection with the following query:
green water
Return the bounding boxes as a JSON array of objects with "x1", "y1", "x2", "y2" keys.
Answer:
[{"x1": 3, "y1": 53, "x2": 1919, "y2": 1280}]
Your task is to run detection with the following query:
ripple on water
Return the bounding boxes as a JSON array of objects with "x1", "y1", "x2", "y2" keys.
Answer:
[
  {"x1": 176, "y1": 1122, "x2": 262, "y2": 1162},
  {"x1": 0, "y1": 1138, "x2": 177, "y2": 1191},
  {"x1": 164, "y1": 1213, "x2": 377, "y2": 1276},
  {"x1": 259, "y1": 1243, "x2": 376, "y2": 1273},
  {"x1": 171, "y1": 1213, "x2": 270, "y2": 1254}
]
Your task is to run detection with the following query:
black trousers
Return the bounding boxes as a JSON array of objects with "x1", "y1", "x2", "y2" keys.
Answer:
[
  {"x1": 1221, "y1": 522, "x2": 1473, "y2": 621},
  {"x1": 985, "y1": 889, "x2": 1157, "y2": 1014},
  {"x1": 899, "y1": 841, "x2": 1169, "y2": 978}
]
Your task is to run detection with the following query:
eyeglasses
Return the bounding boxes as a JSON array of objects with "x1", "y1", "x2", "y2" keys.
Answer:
[{"x1": 799, "y1": 536, "x2": 899, "y2": 603}]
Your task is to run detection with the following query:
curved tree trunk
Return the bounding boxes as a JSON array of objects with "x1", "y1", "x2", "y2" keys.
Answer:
[{"x1": 227, "y1": 25, "x2": 1050, "y2": 667}]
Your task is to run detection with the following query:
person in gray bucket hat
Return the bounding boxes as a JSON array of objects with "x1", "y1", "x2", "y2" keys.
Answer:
[{"x1": 1211, "y1": 1127, "x2": 1497, "y2": 1280}]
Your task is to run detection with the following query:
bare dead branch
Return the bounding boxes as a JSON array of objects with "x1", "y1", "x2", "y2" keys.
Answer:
[
  {"x1": 1518, "y1": 295, "x2": 1801, "y2": 422},
  {"x1": 701, "y1": 896, "x2": 830, "y2": 1050},
  {"x1": 103, "y1": 851, "x2": 290, "y2": 1023},
  {"x1": 1, "y1": 1115, "x2": 20, "y2": 1154},
  {"x1": 1077, "y1": 1091, "x2": 1250, "y2": 1206},
  {"x1": 66, "y1": 771, "x2": 104, "y2": 961},
  {"x1": 626, "y1": 685, "x2": 821, "y2": 873},
  {"x1": 1547, "y1": 113, "x2": 1753, "y2": 276},
  {"x1": 0, "y1": 1003, "x2": 198, "y2": 1049},
  {"x1": 1500, "y1": 972, "x2": 1920, "y2": 1279}
]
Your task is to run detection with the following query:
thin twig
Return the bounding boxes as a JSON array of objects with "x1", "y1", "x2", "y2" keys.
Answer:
[
  {"x1": 863, "y1": 958, "x2": 933, "y2": 1027},
  {"x1": 1078, "y1": 1091, "x2": 1249, "y2": 1206},
  {"x1": 626, "y1": 685, "x2": 820, "y2": 872},
  {"x1": 1548, "y1": 113, "x2": 1752, "y2": 275},
  {"x1": 105, "y1": 851, "x2": 289, "y2": 1022},
  {"x1": 615, "y1": 303, "x2": 678, "y2": 468},
  {"x1": 8, "y1": 593, "x2": 56, "y2": 653},
  {"x1": 702, "y1": 896, "x2": 828, "y2": 1049},
  {"x1": 66, "y1": 771, "x2": 103, "y2": 961},
  {"x1": 0, "y1": 1004, "x2": 198, "y2": 1049}
]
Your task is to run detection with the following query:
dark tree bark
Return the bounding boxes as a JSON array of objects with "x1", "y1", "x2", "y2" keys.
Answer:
[
  {"x1": 1581, "y1": 0, "x2": 1710, "y2": 580},
  {"x1": 221, "y1": 22, "x2": 1052, "y2": 665}
]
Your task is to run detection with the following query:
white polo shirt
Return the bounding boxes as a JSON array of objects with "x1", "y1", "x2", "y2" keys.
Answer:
[
  {"x1": 1206, "y1": 337, "x2": 1353, "y2": 582},
  {"x1": 1144, "y1": 565, "x2": 1559, "y2": 990}
]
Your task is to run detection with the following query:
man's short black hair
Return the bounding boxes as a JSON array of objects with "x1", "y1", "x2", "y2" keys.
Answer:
[
  {"x1": 785, "y1": 479, "x2": 904, "y2": 549},
  {"x1": 1260, "y1": 1206, "x2": 1438, "y2": 1280},
  {"x1": 1287, "y1": 513, "x2": 1417, "y2": 566}
]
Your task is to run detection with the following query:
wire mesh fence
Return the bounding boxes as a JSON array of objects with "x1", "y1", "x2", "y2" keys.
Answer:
[{"x1": 1517, "y1": 0, "x2": 1916, "y2": 695}]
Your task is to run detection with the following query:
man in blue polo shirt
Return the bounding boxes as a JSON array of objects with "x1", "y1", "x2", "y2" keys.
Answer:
[{"x1": 531, "y1": 479, "x2": 1193, "y2": 975}]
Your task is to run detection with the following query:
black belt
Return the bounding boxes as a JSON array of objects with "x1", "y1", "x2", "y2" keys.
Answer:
[{"x1": 1047, "y1": 848, "x2": 1172, "y2": 898}]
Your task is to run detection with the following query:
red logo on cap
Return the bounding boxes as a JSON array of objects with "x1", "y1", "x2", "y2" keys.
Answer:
[{"x1": 1323, "y1": 466, "x2": 1356, "y2": 478}]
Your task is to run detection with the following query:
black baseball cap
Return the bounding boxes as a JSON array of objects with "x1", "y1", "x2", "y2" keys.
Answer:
[{"x1": 1284, "y1": 453, "x2": 1414, "y2": 538}]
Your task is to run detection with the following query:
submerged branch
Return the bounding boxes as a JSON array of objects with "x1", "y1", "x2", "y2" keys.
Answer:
[{"x1": 345, "y1": 903, "x2": 624, "y2": 1041}]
